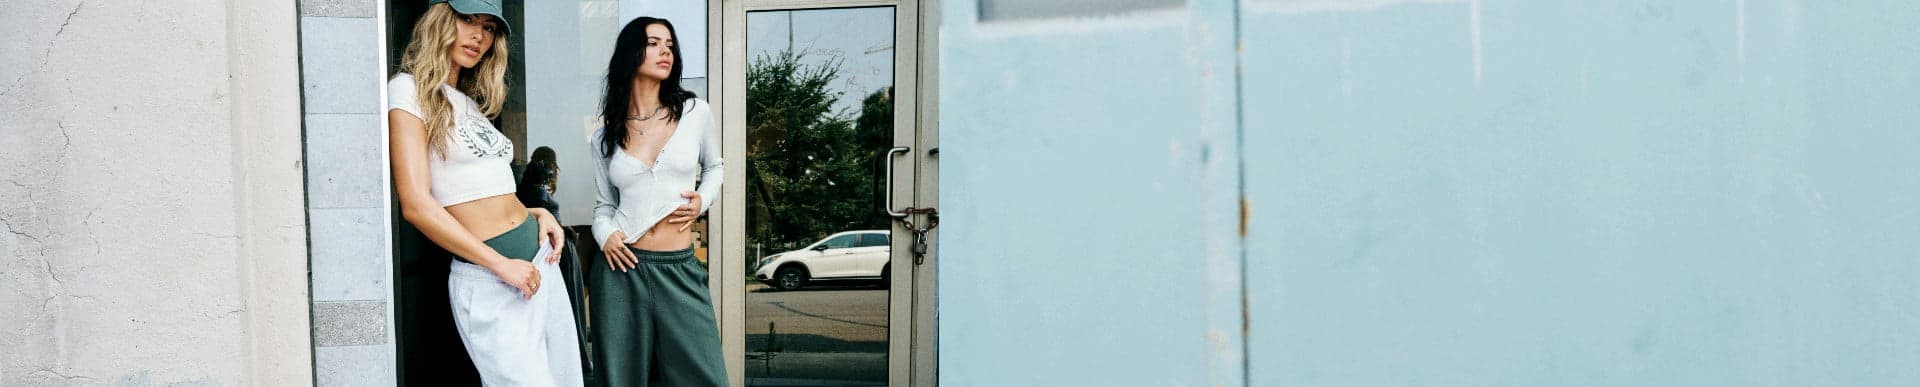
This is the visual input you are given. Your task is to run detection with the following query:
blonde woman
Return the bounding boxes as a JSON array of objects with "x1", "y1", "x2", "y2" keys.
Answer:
[{"x1": 387, "y1": 1, "x2": 582, "y2": 385}]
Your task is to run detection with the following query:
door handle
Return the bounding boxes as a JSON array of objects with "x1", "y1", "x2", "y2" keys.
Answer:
[{"x1": 884, "y1": 146, "x2": 911, "y2": 218}]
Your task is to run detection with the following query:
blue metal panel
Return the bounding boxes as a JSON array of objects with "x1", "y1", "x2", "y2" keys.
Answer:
[
  {"x1": 936, "y1": 0, "x2": 1243, "y2": 385},
  {"x1": 937, "y1": 0, "x2": 1920, "y2": 384},
  {"x1": 1242, "y1": 1, "x2": 1920, "y2": 385}
]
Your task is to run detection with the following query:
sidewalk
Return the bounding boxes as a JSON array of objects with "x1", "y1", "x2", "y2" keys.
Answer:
[
  {"x1": 745, "y1": 352, "x2": 887, "y2": 386},
  {"x1": 748, "y1": 377, "x2": 886, "y2": 387}
]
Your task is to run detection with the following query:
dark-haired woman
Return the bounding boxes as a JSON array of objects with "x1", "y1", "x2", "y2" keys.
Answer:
[{"x1": 587, "y1": 17, "x2": 727, "y2": 386}]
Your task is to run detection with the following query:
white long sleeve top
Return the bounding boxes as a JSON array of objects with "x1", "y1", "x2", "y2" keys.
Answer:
[{"x1": 590, "y1": 98, "x2": 724, "y2": 245}]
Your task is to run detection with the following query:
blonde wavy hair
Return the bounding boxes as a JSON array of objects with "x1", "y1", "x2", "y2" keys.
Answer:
[{"x1": 399, "y1": 3, "x2": 510, "y2": 158}]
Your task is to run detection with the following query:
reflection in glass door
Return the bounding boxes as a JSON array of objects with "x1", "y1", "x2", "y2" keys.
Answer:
[{"x1": 740, "y1": 6, "x2": 897, "y2": 386}]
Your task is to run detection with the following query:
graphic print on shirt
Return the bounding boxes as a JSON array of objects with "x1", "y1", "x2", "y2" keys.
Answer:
[{"x1": 458, "y1": 115, "x2": 512, "y2": 158}]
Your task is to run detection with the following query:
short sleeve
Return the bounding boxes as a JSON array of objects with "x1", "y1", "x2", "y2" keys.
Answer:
[{"x1": 387, "y1": 73, "x2": 422, "y2": 119}]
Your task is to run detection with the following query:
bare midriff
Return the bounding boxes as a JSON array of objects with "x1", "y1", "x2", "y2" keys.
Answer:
[
  {"x1": 627, "y1": 219, "x2": 692, "y2": 251},
  {"x1": 444, "y1": 194, "x2": 529, "y2": 240}
]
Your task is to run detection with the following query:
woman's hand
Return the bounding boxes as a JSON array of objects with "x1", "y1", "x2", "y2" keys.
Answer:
[
  {"x1": 485, "y1": 258, "x2": 541, "y2": 300},
  {"x1": 668, "y1": 191, "x2": 702, "y2": 232},
  {"x1": 603, "y1": 231, "x2": 638, "y2": 272},
  {"x1": 530, "y1": 208, "x2": 565, "y2": 264}
]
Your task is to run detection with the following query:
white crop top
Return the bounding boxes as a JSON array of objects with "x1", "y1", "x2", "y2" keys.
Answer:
[
  {"x1": 387, "y1": 73, "x2": 517, "y2": 207},
  {"x1": 591, "y1": 99, "x2": 724, "y2": 245}
]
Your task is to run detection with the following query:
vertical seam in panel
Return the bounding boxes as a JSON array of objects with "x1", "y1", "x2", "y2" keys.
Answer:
[{"x1": 1231, "y1": 0, "x2": 1251, "y2": 384}]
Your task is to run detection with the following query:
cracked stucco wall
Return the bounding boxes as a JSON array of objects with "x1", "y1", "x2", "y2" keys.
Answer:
[{"x1": 0, "y1": 0, "x2": 313, "y2": 385}]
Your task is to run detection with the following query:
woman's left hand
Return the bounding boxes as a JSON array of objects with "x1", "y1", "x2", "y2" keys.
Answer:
[
  {"x1": 531, "y1": 208, "x2": 565, "y2": 264},
  {"x1": 668, "y1": 191, "x2": 702, "y2": 232}
]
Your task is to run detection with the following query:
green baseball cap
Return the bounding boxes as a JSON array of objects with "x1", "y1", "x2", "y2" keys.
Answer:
[{"x1": 430, "y1": 0, "x2": 511, "y2": 36}]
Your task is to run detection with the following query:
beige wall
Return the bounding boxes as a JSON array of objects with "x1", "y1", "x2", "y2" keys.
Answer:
[{"x1": 0, "y1": 0, "x2": 313, "y2": 385}]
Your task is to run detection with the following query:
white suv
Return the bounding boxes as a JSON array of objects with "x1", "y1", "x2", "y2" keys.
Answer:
[{"x1": 754, "y1": 230, "x2": 891, "y2": 290}]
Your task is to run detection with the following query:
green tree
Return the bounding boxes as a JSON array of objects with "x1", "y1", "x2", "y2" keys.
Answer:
[
  {"x1": 854, "y1": 86, "x2": 895, "y2": 231},
  {"x1": 745, "y1": 50, "x2": 893, "y2": 256}
]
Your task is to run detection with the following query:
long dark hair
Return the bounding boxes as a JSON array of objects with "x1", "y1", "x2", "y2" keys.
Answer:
[
  {"x1": 529, "y1": 146, "x2": 558, "y2": 174},
  {"x1": 600, "y1": 17, "x2": 695, "y2": 158}
]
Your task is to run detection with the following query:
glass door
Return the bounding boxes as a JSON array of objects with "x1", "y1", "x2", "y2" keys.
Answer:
[{"x1": 716, "y1": 0, "x2": 927, "y2": 385}]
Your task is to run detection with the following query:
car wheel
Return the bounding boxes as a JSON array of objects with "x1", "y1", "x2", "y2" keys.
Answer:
[
  {"x1": 775, "y1": 265, "x2": 809, "y2": 291},
  {"x1": 881, "y1": 263, "x2": 891, "y2": 286}
]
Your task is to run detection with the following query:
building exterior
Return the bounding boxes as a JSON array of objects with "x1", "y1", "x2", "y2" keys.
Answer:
[{"x1": 5, "y1": 0, "x2": 1920, "y2": 386}]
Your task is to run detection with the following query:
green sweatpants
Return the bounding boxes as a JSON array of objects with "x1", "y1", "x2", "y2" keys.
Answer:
[{"x1": 589, "y1": 245, "x2": 727, "y2": 386}]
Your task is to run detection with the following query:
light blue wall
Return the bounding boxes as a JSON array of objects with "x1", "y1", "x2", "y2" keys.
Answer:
[
  {"x1": 1242, "y1": 1, "x2": 1920, "y2": 385},
  {"x1": 937, "y1": 1, "x2": 1244, "y2": 386},
  {"x1": 941, "y1": 0, "x2": 1920, "y2": 385}
]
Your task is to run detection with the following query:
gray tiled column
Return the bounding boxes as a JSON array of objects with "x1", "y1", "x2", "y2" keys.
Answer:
[{"x1": 298, "y1": 0, "x2": 394, "y2": 385}]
